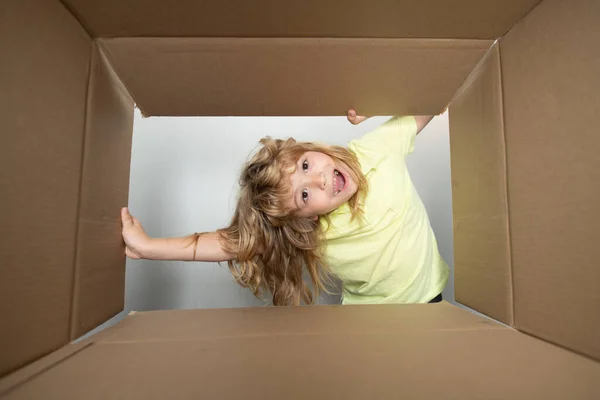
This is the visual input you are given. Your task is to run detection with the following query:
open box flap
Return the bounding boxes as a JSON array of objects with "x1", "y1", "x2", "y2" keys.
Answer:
[
  {"x1": 62, "y1": 0, "x2": 541, "y2": 40},
  {"x1": 3, "y1": 304, "x2": 600, "y2": 399},
  {"x1": 450, "y1": 0, "x2": 600, "y2": 361},
  {"x1": 86, "y1": 301, "x2": 504, "y2": 343},
  {"x1": 449, "y1": 43, "x2": 513, "y2": 326},
  {"x1": 500, "y1": 0, "x2": 600, "y2": 361},
  {"x1": 0, "y1": 0, "x2": 92, "y2": 378},
  {"x1": 99, "y1": 37, "x2": 492, "y2": 117},
  {"x1": 71, "y1": 43, "x2": 134, "y2": 339},
  {"x1": 0, "y1": 0, "x2": 133, "y2": 378}
]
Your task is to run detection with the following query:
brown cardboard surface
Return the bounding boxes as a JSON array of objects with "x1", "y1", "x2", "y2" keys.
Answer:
[
  {"x1": 500, "y1": 0, "x2": 600, "y2": 361},
  {"x1": 3, "y1": 0, "x2": 600, "y2": 394},
  {"x1": 449, "y1": 45, "x2": 513, "y2": 325},
  {"x1": 88, "y1": 302, "x2": 502, "y2": 344},
  {"x1": 63, "y1": 0, "x2": 541, "y2": 39},
  {"x1": 99, "y1": 38, "x2": 492, "y2": 117},
  {"x1": 70, "y1": 44, "x2": 135, "y2": 339},
  {"x1": 0, "y1": 342, "x2": 90, "y2": 397},
  {"x1": 5, "y1": 329, "x2": 600, "y2": 399},
  {"x1": 0, "y1": 0, "x2": 91, "y2": 377}
]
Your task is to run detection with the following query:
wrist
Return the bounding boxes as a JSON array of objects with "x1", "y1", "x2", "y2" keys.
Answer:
[{"x1": 139, "y1": 237, "x2": 158, "y2": 259}]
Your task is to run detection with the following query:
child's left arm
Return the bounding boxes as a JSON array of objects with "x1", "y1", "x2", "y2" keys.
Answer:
[{"x1": 347, "y1": 109, "x2": 433, "y2": 135}]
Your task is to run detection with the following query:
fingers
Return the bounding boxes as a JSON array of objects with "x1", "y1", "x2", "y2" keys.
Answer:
[
  {"x1": 121, "y1": 207, "x2": 134, "y2": 228},
  {"x1": 347, "y1": 109, "x2": 368, "y2": 125},
  {"x1": 125, "y1": 247, "x2": 140, "y2": 260}
]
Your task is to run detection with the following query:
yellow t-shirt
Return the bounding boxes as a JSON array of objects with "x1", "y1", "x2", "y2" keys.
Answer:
[{"x1": 323, "y1": 116, "x2": 449, "y2": 304}]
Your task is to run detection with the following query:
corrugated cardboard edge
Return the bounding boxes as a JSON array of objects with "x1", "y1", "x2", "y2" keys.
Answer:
[
  {"x1": 448, "y1": 43, "x2": 514, "y2": 326},
  {"x1": 69, "y1": 41, "x2": 134, "y2": 339}
]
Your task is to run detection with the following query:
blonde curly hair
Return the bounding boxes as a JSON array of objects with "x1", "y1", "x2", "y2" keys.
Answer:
[{"x1": 217, "y1": 137, "x2": 367, "y2": 306}]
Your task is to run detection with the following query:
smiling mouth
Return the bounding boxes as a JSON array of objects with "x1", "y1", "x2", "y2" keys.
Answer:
[{"x1": 333, "y1": 169, "x2": 346, "y2": 195}]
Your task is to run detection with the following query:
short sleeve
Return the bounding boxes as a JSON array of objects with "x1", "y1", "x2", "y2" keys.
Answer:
[{"x1": 350, "y1": 116, "x2": 418, "y2": 156}]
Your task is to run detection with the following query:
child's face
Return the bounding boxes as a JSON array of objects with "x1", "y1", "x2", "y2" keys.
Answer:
[{"x1": 287, "y1": 151, "x2": 358, "y2": 219}]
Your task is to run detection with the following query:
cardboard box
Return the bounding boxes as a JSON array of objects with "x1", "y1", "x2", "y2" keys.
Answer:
[{"x1": 1, "y1": 0, "x2": 599, "y2": 398}]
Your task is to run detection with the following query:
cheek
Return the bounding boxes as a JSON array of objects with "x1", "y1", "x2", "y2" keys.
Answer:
[
  {"x1": 315, "y1": 192, "x2": 329, "y2": 204},
  {"x1": 314, "y1": 193, "x2": 332, "y2": 209},
  {"x1": 344, "y1": 184, "x2": 357, "y2": 201}
]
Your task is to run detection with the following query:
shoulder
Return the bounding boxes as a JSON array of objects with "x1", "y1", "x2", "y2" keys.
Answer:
[{"x1": 349, "y1": 116, "x2": 417, "y2": 158}]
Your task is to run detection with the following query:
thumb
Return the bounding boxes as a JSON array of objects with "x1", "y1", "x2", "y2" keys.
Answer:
[
  {"x1": 347, "y1": 109, "x2": 368, "y2": 125},
  {"x1": 121, "y1": 207, "x2": 134, "y2": 228}
]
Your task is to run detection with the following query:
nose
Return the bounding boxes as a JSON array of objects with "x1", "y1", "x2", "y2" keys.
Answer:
[{"x1": 308, "y1": 171, "x2": 326, "y2": 190}]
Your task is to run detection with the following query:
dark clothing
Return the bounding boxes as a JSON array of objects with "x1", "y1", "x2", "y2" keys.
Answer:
[{"x1": 428, "y1": 293, "x2": 443, "y2": 303}]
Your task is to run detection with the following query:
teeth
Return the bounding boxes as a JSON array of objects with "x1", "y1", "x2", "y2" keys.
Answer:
[
  {"x1": 334, "y1": 175, "x2": 337, "y2": 195},
  {"x1": 333, "y1": 173, "x2": 337, "y2": 195},
  {"x1": 331, "y1": 170, "x2": 344, "y2": 195}
]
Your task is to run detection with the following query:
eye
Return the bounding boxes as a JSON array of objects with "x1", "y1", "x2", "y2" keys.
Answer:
[
  {"x1": 302, "y1": 160, "x2": 309, "y2": 171},
  {"x1": 302, "y1": 189, "x2": 309, "y2": 203}
]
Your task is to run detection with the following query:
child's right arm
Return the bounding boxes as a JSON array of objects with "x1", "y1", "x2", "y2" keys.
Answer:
[{"x1": 120, "y1": 207, "x2": 234, "y2": 262}]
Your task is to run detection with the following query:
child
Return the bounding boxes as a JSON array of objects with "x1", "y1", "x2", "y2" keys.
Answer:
[{"x1": 121, "y1": 110, "x2": 449, "y2": 306}]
